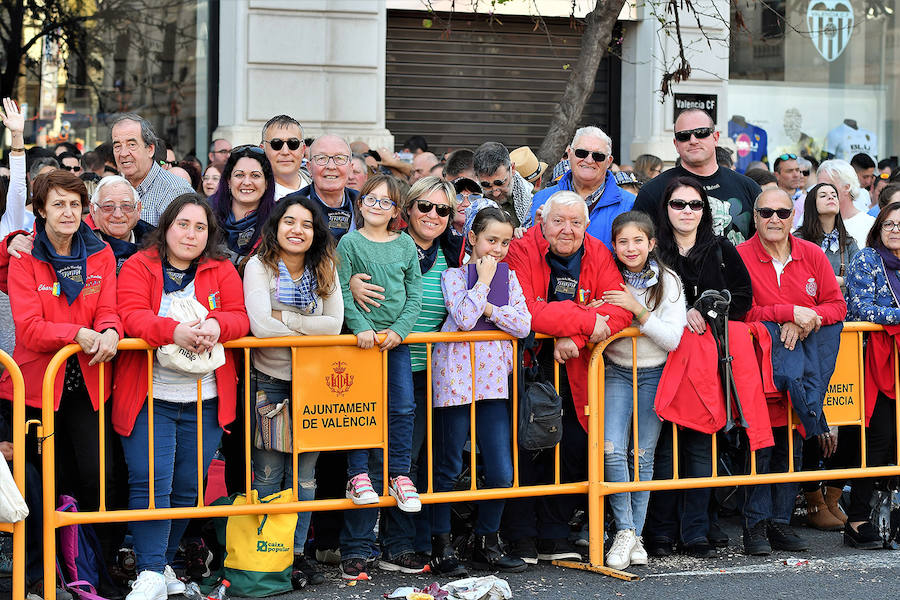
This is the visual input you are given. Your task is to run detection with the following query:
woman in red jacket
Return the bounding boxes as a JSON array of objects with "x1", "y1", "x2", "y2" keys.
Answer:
[
  {"x1": 114, "y1": 193, "x2": 249, "y2": 600},
  {"x1": 0, "y1": 169, "x2": 121, "y2": 594}
]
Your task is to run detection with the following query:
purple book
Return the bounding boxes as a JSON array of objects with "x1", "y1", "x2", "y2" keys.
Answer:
[{"x1": 466, "y1": 262, "x2": 509, "y2": 330}]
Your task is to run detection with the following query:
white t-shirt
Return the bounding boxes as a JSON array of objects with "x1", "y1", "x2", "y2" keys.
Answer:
[
  {"x1": 274, "y1": 182, "x2": 301, "y2": 202},
  {"x1": 843, "y1": 210, "x2": 876, "y2": 249},
  {"x1": 825, "y1": 123, "x2": 877, "y2": 162}
]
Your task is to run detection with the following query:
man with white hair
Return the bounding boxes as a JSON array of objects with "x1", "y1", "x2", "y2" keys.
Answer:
[
  {"x1": 87, "y1": 175, "x2": 154, "y2": 272},
  {"x1": 634, "y1": 109, "x2": 761, "y2": 244},
  {"x1": 530, "y1": 126, "x2": 633, "y2": 250},
  {"x1": 299, "y1": 134, "x2": 359, "y2": 241},
  {"x1": 502, "y1": 190, "x2": 633, "y2": 563},
  {"x1": 816, "y1": 159, "x2": 875, "y2": 248}
]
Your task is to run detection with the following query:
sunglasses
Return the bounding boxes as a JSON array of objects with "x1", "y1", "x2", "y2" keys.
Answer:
[
  {"x1": 159, "y1": 160, "x2": 176, "y2": 168},
  {"x1": 572, "y1": 148, "x2": 608, "y2": 162},
  {"x1": 756, "y1": 207, "x2": 792, "y2": 219},
  {"x1": 456, "y1": 193, "x2": 482, "y2": 205},
  {"x1": 264, "y1": 138, "x2": 302, "y2": 151},
  {"x1": 61, "y1": 164, "x2": 82, "y2": 172},
  {"x1": 777, "y1": 153, "x2": 798, "y2": 161},
  {"x1": 232, "y1": 145, "x2": 265, "y2": 155},
  {"x1": 802, "y1": 170, "x2": 810, "y2": 176},
  {"x1": 668, "y1": 199, "x2": 704, "y2": 212},
  {"x1": 415, "y1": 201, "x2": 452, "y2": 218},
  {"x1": 361, "y1": 195, "x2": 396, "y2": 210},
  {"x1": 674, "y1": 127, "x2": 714, "y2": 143}
]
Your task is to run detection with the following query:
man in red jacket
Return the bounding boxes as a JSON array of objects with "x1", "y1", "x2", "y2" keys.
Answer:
[
  {"x1": 501, "y1": 190, "x2": 632, "y2": 564},
  {"x1": 737, "y1": 188, "x2": 847, "y2": 557}
]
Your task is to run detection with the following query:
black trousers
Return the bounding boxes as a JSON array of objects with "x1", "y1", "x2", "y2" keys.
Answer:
[{"x1": 847, "y1": 392, "x2": 897, "y2": 522}]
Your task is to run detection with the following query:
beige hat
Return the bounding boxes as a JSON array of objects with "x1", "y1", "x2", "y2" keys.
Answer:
[{"x1": 510, "y1": 146, "x2": 548, "y2": 183}]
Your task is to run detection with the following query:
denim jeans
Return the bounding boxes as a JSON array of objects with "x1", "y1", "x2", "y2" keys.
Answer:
[
  {"x1": 431, "y1": 400, "x2": 513, "y2": 536},
  {"x1": 120, "y1": 399, "x2": 222, "y2": 573},
  {"x1": 251, "y1": 370, "x2": 320, "y2": 553},
  {"x1": 644, "y1": 426, "x2": 714, "y2": 546},
  {"x1": 743, "y1": 426, "x2": 802, "y2": 528},
  {"x1": 347, "y1": 344, "x2": 415, "y2": 478},
  {"x1": 604, "y1": 363, "x2": 664, "y2": 535}
]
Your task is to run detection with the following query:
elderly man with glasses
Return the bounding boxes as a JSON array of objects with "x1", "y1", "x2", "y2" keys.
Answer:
[
  {"x1": 299, "y1": 134, "x2": 359, "y2": 241},
  {"x1": 634, "y1": 109, "x2": 761, "y2": 244},
  {"x1": 86, "y1": 175, "x2": 154, "y2": 273},
  {"x1": 530, "y1": 126, "x2": 634, "y2": 251}
]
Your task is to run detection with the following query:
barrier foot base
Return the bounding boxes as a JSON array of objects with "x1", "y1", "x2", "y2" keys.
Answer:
[{"x1": 551, "y1": 559, "x2": 639, "y2": 581}]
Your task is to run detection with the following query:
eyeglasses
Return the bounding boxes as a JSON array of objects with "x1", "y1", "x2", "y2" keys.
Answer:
[
  {"x1": 881, "y1": 221, "x2": 900, "y2": 232},
  {"x1": 361, "y1": 195, "x2": 396, "y2": 210},
  {"x1": 668, "y1": 199, "x2": 704, "y2": 212},
  {"x1": 456, "y1": 193, "x2": 482, "y2": 205},
  {"x1": 232, "y1": 145, "x2": 265, "y2": 155},
  {"x1": 211, "y1": 148, "x2": 232, "y2": 155},
  {"x1": 755, "y1": 207, "x2": 793, "y2": 219},
  {"x1": 264, "y1": 138, "x2": 302, "y2": 151},
  {"x1": 415, "y1": 201, "x2": 453, "y2": 218},
  {"x1": 311, "y1": 153, "x2": 349, "y2": 166},
  {"x1": 61, "y1": 164, "x2": 82, "y2": 173},
  {"x1": 674, "y1": 127, "x2": 714, "y2": 142},
  {"x1": 572, "y1": 148, "x2": 608, "y2": 162},
  {"x1": 777, "y1": 153, "x2": 798, "y2": 161},
  {"x1": 97, "y1": 202, "x2": 137, "y2": 214},
  {"x1": 479, "y1": 172, "x2": 510, "y2": 190}
]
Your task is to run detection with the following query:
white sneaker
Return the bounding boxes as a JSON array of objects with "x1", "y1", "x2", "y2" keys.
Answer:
[
  {"x1": 605, "y1": 529, "x2": 637, "y2": 570},
  {"x1": 126, "y1": 570, "x2": 167, "y2": 600},
  {"x1": 346, "y1": 473, "x2": 379, "y2": 505},
  {"x1": 388, "y1": 475, "x2": 422, "y2": 513},
  {"x1": 630, "y1": 536, "x2": 648, "y2": 566},
  {"x1": 163, "y1": 565, "x2": 185, "y2": 596}
]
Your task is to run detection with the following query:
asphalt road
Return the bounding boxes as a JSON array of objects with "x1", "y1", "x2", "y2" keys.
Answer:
[{"x1": 209, "y1": 515, "x2": 900, "y2": 600}]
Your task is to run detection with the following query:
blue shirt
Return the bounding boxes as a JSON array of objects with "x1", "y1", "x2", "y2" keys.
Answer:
[
  {"x1": 529, "y1": 170, "x2": 635, "y2": 251},
  {"x1": 297, "y1": 184, "x2": 359, "y2": 241},
  {"x1": 728, "y1": 121, "x2": 769, "y2": 173}
]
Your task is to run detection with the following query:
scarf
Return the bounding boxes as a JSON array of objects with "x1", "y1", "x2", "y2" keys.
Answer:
[
  {"x1": 33, "y1": 221, "x2": 90, "y2": 305},
  {"x1": 622, "y1": 259, "x2": 660, "y2": 289},
  {"x1": 876, "y1": 246, "x2": 900, "y2": 307},
  {"x1": 509, "y1": 171, "x2": 533, "y2": 227},
  {"x1": 275, "y1": 260, "x2": 318, "y2": 314},
  {"x1": 221, "y1": 210, "x2": 259, "y2": 257},
  {"x1": 162, "y1": 259, "x2": 197, "y2": 294},
  {"x1": 821, "y1": 230, "x2": 840, "y2": 253}
]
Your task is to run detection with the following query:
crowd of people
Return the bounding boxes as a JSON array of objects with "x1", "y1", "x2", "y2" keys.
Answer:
[{"x1": 0, "y1": 96, "x2": 899, "y2": 600}]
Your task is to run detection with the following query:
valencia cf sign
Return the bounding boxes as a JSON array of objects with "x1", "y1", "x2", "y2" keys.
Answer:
[{"x1": 807, "y1": 0, "x2": 854, "y2": 62}]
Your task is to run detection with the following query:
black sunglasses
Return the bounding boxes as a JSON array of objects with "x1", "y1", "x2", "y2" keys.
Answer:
[
  {"x1": 674, "y1": 127, "x2": 714, "y2": 143},
  {"x1": 668, "y1": 199, "x2": 704, "y2": 211},
  {"x1": 60, "y1": 164, "x2": 82, "y2": 172},
  {"x1": 264, "y1": 138, "x2": 302, "y2": 151},
  {"x1": 756, "y1": 207, "x2": 792, "y2": 219},
  {"x1": 415, "y1": 201, "x2": 452, "y2": 218},
  {"x1": 232, "y1": 145, "x2": 265, "y2": 155},
  {"x1": 572, "y1": 148, "x2": 608, "y2": 162}
]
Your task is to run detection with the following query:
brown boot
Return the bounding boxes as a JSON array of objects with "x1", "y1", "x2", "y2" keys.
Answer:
[
  {"x1": 805, "y1": 490, "x2": 844, "y2": 530},
  {"x1": 824, "y1": 486, "x2": 848, "y2": 525}
]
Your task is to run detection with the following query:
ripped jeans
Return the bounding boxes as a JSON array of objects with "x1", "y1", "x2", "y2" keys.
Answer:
[
  {"x1": 603, "y1": 362, "x2": 664, "y2": 535},
  {"x1": 251, "y1": 370, "x2": 320, "y2": 554}
]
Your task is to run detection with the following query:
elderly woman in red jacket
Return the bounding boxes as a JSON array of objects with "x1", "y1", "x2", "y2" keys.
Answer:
[
  {"x1": 0, "y1": 169, "x2": 121, "y2": 592},
  {"x1": 114, "y1": 193, "x2": 249, "y2": 600}
]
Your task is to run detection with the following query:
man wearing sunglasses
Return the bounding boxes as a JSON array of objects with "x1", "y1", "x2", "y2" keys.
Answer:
[
  {"x1": 473, "y1": 142, "x2": 533, "y2": 230},
  {"x1": 261, "y1": 114, "x2": 312, "y2": 200},
  {"x1": 735, "y1": 188, "x2": 846, "y2": 557},
  {"x1": 530, "y1": 126, "x2": 634, "y2": 251},
  {"x1": 634, "y1": 109, "x2": 761, "y2": 245},
  {"x1": 299, "y1": 134, "x2": 358, "y2": 240}
]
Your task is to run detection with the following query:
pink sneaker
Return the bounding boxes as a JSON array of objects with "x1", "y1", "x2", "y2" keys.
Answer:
[
  {"x1": 346, "y1": 473, "x2": 379, "y2": 505},
  {"x1": 388, "y1": 475, "x2": 421, "y2": 513}
]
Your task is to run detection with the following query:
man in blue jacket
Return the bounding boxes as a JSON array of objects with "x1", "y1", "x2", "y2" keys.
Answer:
[{"x1": 529, "y1": 126, "x2": 634, "y2": 250}]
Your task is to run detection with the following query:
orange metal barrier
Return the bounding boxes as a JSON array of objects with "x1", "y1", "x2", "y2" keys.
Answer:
[
  {"x1": 0, "y1": 350, "x2": 26, "y2": 600},
  {"x1": 586, "y1": 321, "x2": 900, "y2": 572},
  {"x1": 39, "y1": 332, "x2": 584, "y2": 598}
]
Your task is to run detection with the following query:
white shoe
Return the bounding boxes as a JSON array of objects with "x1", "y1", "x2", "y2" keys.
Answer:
[
  {"x1": 163, "y1": 565, "x2": 185, "y2": 596},
  {"x1": 630, "y1": 536, "x2": 648, "y2": 566},
  {"x1": 126, "y1": 570, "x2": 167, "y2": 600},
  {"x1": 605, "y1": 529, "x2": 637, "y2": 570}
]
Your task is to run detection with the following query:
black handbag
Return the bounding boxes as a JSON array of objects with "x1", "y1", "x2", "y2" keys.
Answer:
[{"x1": 517, "y1": 333, "x2": 563, "y2": 451}]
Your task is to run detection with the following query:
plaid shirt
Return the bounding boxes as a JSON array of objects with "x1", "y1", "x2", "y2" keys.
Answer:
[{"x1": 135, "y1": 162, "x2": 194, "y2": 226}]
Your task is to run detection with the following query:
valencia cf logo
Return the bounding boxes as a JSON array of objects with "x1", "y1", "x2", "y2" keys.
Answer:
[
  {"x1": 325, "y1": 361, "x2": 354, "y2": 397},
  {"x1": 807, "y1": 0, "x2": 854, "y2": 62},
  {"x1": 806, "y1": 277, "x2": 818, "y2": 296}
]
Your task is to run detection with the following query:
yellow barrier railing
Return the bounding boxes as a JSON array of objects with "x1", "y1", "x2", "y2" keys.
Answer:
[
  {"x1": 586, "y1": 321, "x2": 900, "y2": 571},
  {"x1": 0, "y1": 349, "x2": 26, "y2": 600}
]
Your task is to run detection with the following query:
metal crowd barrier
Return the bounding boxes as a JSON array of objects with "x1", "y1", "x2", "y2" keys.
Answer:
[
  {"x1": 0, "y1": 350, "x2": 26, "y2": 600},
  {"x1": 38, "y1": 332, "x2": 584, "y2": 599},
  {"x1": 586, "y1": 321, "x2": 900, "y2": 574}
]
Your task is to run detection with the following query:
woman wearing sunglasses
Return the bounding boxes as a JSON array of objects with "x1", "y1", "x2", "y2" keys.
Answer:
[
  {"x1": 642, "y1": 175, "x2": 753, "y2": 559},
  {"x1": 208, "y1": 146, "x2": 277, "y2": 271}
]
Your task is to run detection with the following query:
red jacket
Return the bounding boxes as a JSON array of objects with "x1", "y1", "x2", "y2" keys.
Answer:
[
  {"x1": 655, "y1": 326, "x2": 774, "y2": 451},
  {"x1": 736, "y1": 234, "x2": 847, "y2": 325},
  {"x1": 0, "y1": 239, "x2": 122, "y2": 410},
  {"x1": 505, "y1": 225, "x2": 632, "y2": 430},
  {"x1": 113, "y1": 249, "x2": 250, "y2": 436}
]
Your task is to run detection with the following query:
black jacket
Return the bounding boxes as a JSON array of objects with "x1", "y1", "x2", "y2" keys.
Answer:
[{"x1": 667, "y1": 236, "x2": 753, "y2": 320}]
